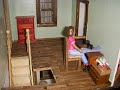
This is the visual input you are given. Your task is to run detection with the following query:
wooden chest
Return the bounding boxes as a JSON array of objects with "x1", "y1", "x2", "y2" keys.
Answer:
[
  {"x1": 89, "y1": 63, "x2": 111, "y2": 85},
  {"x1": 16, "y1": 16, "x2": 36, "y2": 44}
]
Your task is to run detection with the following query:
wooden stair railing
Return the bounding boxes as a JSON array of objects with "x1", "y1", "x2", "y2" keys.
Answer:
[
  {"x1": 6, "y1": 29, "x2": 34, "y2": 87},
  {"x1": 6, "y1": 30, "x2": 13, "y2": 87},
  {"x1": 26, "y1": 29, "x2": 34, "y2": 85}
]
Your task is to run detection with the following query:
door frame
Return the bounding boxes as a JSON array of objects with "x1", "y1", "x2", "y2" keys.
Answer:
[
  {"x1": 75, "y1": 0, "x2": 89, "y2": 36},
  {"x1": 111, "y1": 49, "x2": 120, "y2": 86}
]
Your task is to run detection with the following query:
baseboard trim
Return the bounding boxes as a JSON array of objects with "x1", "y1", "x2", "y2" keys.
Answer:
[
  {"x1": 13, "y1": 37, "x2": 64, "y2": 43},
  {"x1": 37, "y1": 37, "x2": 64, "y2": 40}
]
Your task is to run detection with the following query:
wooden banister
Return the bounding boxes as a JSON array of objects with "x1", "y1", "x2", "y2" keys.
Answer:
[
  {"x1": 6, "y1": 30, "x2": 13, "y2": 87},
  {"x1": 26, "y1": 29, "x2": 34, "y2": 85}
]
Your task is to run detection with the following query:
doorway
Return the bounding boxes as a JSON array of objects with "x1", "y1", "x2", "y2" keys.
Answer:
[
  {"x1": 75, "y1": 0, "x2": 89, "y2": 37},
  {"x1": 111, "y1": 49, "x2": 120, "y2": 86}
]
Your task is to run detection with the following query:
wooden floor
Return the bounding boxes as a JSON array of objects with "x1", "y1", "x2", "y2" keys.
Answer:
[{"x1": 3, "y1": 38, "x2": 110, "y2": 90}]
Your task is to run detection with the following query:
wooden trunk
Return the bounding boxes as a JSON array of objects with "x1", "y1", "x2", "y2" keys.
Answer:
[{"x1": 89, "y1": 64, "x2": 110, "y2": 85}]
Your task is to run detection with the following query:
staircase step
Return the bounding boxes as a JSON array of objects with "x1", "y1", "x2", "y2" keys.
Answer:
[
  {"x1": 13, "y1": 74, "x2": 30, "y2": 77},
  {"x1": 13, "y1": 75, "x2": 31, "y2": 87},
  {"x1": 13, "y1": 83, "x2": 31, "y2": 87},
  {"x1": 12, "y1": 65, "x2": 30, "y2": 68},
  {"x1": 11, "y1": 56, "x2": 29, "y2": 67},
  {"x1": 12, "y1": 66, "x2": 30, "y2": 75}
]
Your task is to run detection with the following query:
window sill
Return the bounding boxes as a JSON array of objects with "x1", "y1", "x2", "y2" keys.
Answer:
[{"x1": 37, "y1": 24, "x2": 57, "y2": 27}]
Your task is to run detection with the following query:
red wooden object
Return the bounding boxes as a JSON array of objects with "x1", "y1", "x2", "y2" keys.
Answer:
[{"x1": 16, "y1": 16, "x2": 36, "y2": 44}]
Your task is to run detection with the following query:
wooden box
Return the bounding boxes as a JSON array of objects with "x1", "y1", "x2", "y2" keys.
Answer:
[{"x1": 89, "y1": 63, "x2": 111, "y2": 85}]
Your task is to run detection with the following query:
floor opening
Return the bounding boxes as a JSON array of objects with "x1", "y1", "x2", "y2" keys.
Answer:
[{"x1": 39, "y1": 69, "x2": 56, "y2": 85}]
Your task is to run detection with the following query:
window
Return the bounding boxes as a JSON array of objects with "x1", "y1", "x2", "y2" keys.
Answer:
[{"x1": 36, "y1": 0, "x2": 57, "y2": 27}]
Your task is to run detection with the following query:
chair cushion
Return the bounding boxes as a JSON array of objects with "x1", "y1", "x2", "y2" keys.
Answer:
[{"x1": 68, "y1": 54, "x2": 81, "y2": 59}]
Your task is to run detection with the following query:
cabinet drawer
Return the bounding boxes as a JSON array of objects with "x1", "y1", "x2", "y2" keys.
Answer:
[
  {"x1": 18, "y1": 35, "x2": 25, "y2": 39},
  {"x1": 18, "y1": 31, "x2": 25, "y2": 35},
  {"x1": 18, "y1": 29, "x2": 25, "y2": 32},
  {"x1": 16, "y1": 16, "x2": 34, "y2": 24},
  {"x1": 18, "y1": 24, "x2": 34, "y2": 29}
]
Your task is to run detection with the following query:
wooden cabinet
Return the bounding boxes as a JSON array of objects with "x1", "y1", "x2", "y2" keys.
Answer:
[
  {"x1": 89, "y1": 63, "x2": 111, "y2": 85},
  {"x1": 16, "y1": 16, "x2": 36, "y2": 44}
]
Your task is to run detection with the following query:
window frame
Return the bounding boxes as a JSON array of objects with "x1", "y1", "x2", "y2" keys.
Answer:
[{"x1": 36, "y1": 0, "x2": 57, "y2": 27}]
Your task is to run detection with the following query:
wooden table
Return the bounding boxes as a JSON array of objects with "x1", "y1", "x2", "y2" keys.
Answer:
[{"x1": 85, "y1": 52, "x2": 103, "y2": 65}]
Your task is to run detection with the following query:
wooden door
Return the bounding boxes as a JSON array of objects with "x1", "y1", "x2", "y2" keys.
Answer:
[{"x1": 75, "y1": 0, "x2": 89, "y2": 36}]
